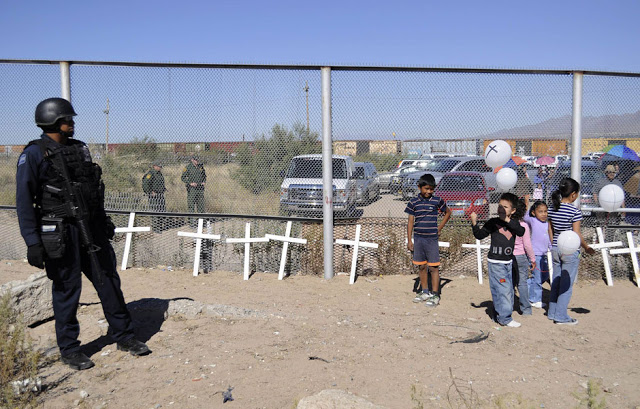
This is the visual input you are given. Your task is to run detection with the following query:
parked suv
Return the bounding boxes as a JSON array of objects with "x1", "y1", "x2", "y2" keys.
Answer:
[
  {"x1": 354, "y1": 162, "x2": 380, "y2": 205},
  {"x1": 280, "y1": 154, "x2": 357, "y2": 217},
  {"x1": 397, "y1": 156, "x2": 496, "y2": 200}
]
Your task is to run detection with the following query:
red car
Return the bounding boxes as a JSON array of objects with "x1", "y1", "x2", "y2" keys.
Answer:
[{"x1": 434, "y1": 172, "x2": 490, "y2": 219}]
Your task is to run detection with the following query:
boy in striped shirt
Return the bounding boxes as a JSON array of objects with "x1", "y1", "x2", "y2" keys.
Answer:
[{"x1": 406, "y1": 174, "x2": 452, "y2": 307}]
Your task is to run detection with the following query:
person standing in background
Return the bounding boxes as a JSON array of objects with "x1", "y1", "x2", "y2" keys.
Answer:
[{"x1": 181, "y1": 156, "x2": 206, "y2": 226}]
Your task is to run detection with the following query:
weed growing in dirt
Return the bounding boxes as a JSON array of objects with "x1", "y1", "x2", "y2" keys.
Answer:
[
  {"x1": 410, "y1": 384, "x2": 424, "y2": 409},
  {"x1": 0, "y1": 293, "x2": 40, "y2": 408},
  {"x1": 572, "y1": 379, "x2": 607, "y2": 409}
]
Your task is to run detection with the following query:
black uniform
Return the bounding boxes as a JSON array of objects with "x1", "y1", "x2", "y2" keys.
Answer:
[{"x1": 16, "y1": 134, "x2": 136, "y2": 357}]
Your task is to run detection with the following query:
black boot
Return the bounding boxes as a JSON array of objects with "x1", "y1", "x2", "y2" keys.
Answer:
[
  {"x1": 61, "y1": 352, "x2": 95, "y2": 370},
  {"x1": 117, "y1": 338, "x2": 151, "y2": 356}
]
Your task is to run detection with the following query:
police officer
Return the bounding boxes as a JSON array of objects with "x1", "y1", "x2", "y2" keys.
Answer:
[
  {"x1": 181, "y1": 156, "x2": 207, "y2": 215},
  {"x1": 16, "y1": 98, "x2": 150, "y2": 371},
  {"x1": 143, "y1": 162, "x2": 167, "y2": 231}
]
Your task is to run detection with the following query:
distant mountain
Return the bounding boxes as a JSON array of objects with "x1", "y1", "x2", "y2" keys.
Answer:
[{"x1": 481, "y1": 109, "x2": 640, "y2": 140}]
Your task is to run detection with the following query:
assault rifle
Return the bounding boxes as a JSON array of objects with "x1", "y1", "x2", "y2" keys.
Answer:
[{"x1": 44, "y1": 149, "x2": 104, "y2": 285}]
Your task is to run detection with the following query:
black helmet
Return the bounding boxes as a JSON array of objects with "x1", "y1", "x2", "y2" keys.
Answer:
[{"x1": 35, "y1": 98, "x2": 77, "y2": 126}]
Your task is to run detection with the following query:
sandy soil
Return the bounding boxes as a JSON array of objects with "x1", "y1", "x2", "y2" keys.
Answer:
[{"x1": 2, "y1": 259, "x2": 640, "y2": 409}]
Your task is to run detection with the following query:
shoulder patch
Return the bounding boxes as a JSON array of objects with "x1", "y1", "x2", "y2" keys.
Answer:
[
  {"x1": 146, "y1": 174, "x2": 151, "y2": 179},
  {"x1": 18, "y1": 153, "x2": 26, "y2": 166},
  {"x1": 182, "y1": 168, "x2": 187, "y2": 172}
]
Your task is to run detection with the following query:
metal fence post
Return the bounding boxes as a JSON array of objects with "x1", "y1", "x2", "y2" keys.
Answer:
[
  {"x1": 322, "y1": 66, "x2": 334, "y2": 280},
  {"x1": 571, "y1": 71, "x2": 583, "y2": 205},
  {"x1": 60, "y1": 62, "x2": 71, "y2": 102}
]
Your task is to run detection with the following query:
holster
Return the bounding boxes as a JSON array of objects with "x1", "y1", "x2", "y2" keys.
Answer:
[{"x1": 40, "y1": 217, "x2": 66, "y2": 259}]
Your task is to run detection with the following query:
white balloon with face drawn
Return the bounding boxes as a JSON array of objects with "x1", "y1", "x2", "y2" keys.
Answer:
[
  {"x1": 484, "y1": 140, "x2": 512, "y2": 168},
  {"x1": 598, "y1": 184, "x2": 625, "y2": 212},
  {"x1": 496, "y1": 167, "x2": 518, "y2": 190}
]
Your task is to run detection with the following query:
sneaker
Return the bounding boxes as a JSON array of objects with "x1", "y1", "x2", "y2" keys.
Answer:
[
  {"x1": 61, "y1": 352, "x2": 95, "y2": 371},
  {"x1": 505, "y1": 320, "x2": 521, "y2": 328},
  {"x1": 413, "y1": 291, "x2": 432, "y2": 303},
  {"x1": 555, "y1": 318, "x2": 578, "y2": 326},
  {"x1": 425, "y1": 295, "x2": 440, "y2": 307},
  {"x1": 531, "y1": 301, "x2": 543, "y2": 309},
  {"x1": 117, "y1": 338, "x2": 151, "y2": 356}
]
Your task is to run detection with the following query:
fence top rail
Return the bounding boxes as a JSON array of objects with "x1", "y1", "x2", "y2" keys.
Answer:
[{"x1": 2, "y1": 59, "x2": 640, "y2": 77}]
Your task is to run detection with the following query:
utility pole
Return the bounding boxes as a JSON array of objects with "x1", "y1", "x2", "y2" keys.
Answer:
[
  {"x1": 304, "y1": 81, "x2": 310, "y2": 133},
  {"x1": 103, "y1": 98, "x2": 110, "y2": 154}
]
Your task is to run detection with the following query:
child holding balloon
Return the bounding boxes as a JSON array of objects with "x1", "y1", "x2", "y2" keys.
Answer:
[
  {"x1": 471, "y1": 193, "x2": 525, "y2": 327},
  {"x1": 547, "y1": 178, "x2": 595, "y2": 325}
]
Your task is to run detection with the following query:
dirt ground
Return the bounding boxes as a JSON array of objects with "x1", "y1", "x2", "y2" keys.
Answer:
[{"x1": 2, "y1": 259, "x2": 640, "y2": 409}]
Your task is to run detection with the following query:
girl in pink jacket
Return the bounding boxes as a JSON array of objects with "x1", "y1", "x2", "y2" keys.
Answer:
[{"x1": 512, "y1": 200, "x2": 536, "y2": 315}]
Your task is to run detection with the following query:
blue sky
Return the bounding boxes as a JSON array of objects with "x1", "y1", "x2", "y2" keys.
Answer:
[
  {"x1": 1, "y1": 1, "x2": 640, "y2": 145},
  {"x1": 2, "y1": 0, "x2": 640, "y2": 71}
]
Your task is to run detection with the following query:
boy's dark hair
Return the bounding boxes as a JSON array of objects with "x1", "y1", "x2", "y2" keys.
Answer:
[
  {"x1": 513, "y1": 199, "x2": 527, "y2": 220},
  {"x1": 417, "y1": 173, "x2": 436, "y2": 188},
  {"x1": 499, "y1": 192, "x2": 519, "y2": 209},
  {"x1": 529, "y1": 200, "x2": 548, "y2": 217}
]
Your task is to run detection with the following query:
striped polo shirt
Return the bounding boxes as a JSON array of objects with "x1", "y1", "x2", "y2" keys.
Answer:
[
  {"x1": 548, "y1": 202, "x2": 583, "y2": 246},
  {"x1": 404, "y1": 194, "x2": 448, "y2": 238}
]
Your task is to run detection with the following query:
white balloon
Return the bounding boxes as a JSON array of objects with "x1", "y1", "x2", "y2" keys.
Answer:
[
  {"x1": 557, "y1": 230, "x2": 581, "y2": 255},
  {"x1": 484, "y1": 140, "x2": 512, "y2": 168},
  {"x1": 496, "y1": 167, "x2": 518, "y2": 190},
  {"x1": 598, "y1": 184, "x2": 625, "y2": 212}
]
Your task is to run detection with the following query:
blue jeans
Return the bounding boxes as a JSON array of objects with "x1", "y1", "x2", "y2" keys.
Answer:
[
  {"x1": 548, "y1": 247, "x2": 580, "y2": 323},
  {"x1": 512, "y1": 254, "x2": 532, "y2": 315},
  {"x1": 527, "y1": 254, "x2": 549, "y2": 303},
  {"x1": 488, "y1": 261, "x2": 515, "y2": 325}
]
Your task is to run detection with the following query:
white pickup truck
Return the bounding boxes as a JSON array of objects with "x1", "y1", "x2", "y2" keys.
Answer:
[{"x1": 279, "y1": 154, "x2": 357, "y2": 218}]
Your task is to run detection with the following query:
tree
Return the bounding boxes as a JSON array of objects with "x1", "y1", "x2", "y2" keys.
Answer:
[{"x1": 233, "y1": 123, "x2": 320, "y2": 194}]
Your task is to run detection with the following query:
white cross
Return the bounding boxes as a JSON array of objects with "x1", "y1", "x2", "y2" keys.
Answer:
[
  {"x1": 177, "y1": 218, "x2": 221, "y2": 277},
  {"x1": 225, "y1": 222, "x2": 269, "y2": 280},
  {"x1": 609, "y1": 231, "x2": 640, "y2": 288},
  {"x1": 461, "y1": 240, "x2": 490, "y2": 284},
  {"x1": 590, "y1": 227, "x2": 623, "y2": 286},
  {"x1": 334, "y1": 224, "x2": 379, "y2": 285},
  {"x1": 114, "y1": 212, "x2": 151, "y2": 271},
  {"x1": 265, "y1": 221, "x2": 308, "y2": 280}
]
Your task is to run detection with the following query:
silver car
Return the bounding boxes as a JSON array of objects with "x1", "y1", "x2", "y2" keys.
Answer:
[{"x1": 353, "y1": 162, "x2": 380, "y2": 205}]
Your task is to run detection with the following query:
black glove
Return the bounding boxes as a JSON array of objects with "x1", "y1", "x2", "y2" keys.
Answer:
[
  {"x1": 104, "y1": 216, "x2": 116, "y2": 240},
  {"x1": 27, "y1": 243, "x2": 45, "y2": 269}
]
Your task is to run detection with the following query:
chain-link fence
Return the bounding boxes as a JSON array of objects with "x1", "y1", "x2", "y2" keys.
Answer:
[{"x1": 2, "y1": 60, "x2": 640, "y2": 282}]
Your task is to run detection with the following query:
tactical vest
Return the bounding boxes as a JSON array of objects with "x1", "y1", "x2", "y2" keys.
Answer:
[{"x1": 27, "y1": 138, "x2": 105, "y2": 220}]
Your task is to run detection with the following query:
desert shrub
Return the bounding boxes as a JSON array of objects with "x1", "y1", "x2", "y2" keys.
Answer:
[
  {"x1": 0, "y1": 293, "x2": 41, "y2": 408},
  {"x1": 233, "y1": 123, "x2": 320, "y2": 195}
]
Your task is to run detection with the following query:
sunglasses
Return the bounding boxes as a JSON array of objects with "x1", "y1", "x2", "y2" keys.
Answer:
[{"x1": 59, "y1": 116, "x2": 75, "y2": 123}]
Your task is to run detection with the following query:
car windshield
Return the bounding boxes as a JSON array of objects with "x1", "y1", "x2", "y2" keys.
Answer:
[
  {"x1": 287, "y1": 158, "x2": 348, "y2": 179},
  {"x1": 553, "y1": 166, "x2": 602, "y2": 183},
  {"x1": 430, "y1": 159, "x2": 460, "y2": 173},
  {"x1": 438, "y1": 175, "x2": 484, "y2": 191}
]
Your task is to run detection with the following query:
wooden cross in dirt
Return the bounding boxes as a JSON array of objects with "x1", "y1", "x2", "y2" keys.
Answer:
[
  {"x1": 177, "y1": 218, "x2": 221, "y2": 277},
  {"x1": 461, "y1": 240, "x2": 490, "y2": 284},
  {"x1": 114, "y1": 212, "x2": 150, "y2": 271},
  {"x1": 609, "y1": 231, "x2": 640, "y2": 288},
  {"x1": 334, "y1": 224, "x2": 379, "y2": 285},
  {"x1": 265, "y1": 221, "x2": 307, "y2": 280},
  {"x1": 589, "y1": 227, "x2": 623, "y2": 287},
  {"x1": 226, "y1": 222, "x2": 269, "y2": 280}
]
